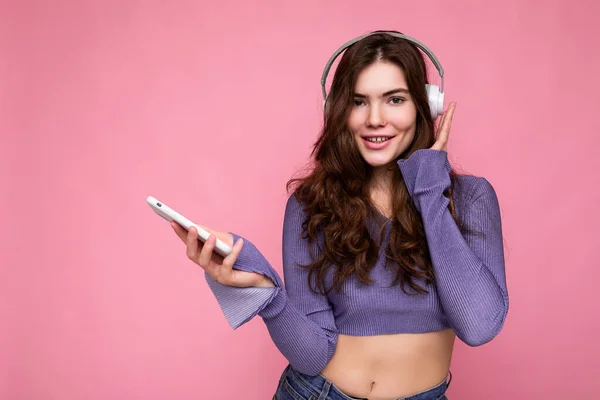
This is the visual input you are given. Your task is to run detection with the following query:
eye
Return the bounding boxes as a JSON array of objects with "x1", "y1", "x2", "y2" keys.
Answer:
[
  {"x1": 389, "y1": 97, "x2": 404, "y2": 105},
  {"x1": 353, "y1": 99, "x2": 365, "y2": 107}
]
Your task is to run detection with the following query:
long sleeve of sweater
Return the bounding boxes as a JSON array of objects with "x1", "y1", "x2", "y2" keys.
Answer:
[
  {"x1": 204, "y1": 195, "x2": 338, "y2": 376},
  {"x1": 397, "y1": 149, "x2": 509, "y2": 346}
]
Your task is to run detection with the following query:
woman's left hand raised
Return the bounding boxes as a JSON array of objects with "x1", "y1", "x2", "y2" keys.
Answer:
[{"x1": 430, "y1": 102, "x2": 456, "y2": 152}]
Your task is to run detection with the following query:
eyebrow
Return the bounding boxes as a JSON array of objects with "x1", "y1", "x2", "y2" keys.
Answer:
[{"x1": 354, "y1": 88, "x2": 409, "y2": 98}]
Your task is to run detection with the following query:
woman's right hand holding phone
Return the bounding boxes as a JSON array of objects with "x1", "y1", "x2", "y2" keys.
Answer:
[{"x1": 170, "y1": 222, "x2": 275, "y2": 288}]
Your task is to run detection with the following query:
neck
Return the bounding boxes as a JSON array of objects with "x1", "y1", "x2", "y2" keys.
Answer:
[
  {"x1": 369, "y1": 164, "x2": 395, "y2": 193},
  {"x1": 368, "y1": 165, "x2": 396, "y2": 220}
]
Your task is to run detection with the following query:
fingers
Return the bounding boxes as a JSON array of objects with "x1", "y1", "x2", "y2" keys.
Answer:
[
  {"x1": 220, "y1": 238, "x2": 244, "y2": 284},
  {"x1": 186, "y1": 226, "x2": 202, "y2": 263},
  {"x1": 442, "y1": 103, "x2": 456, "y2": 143},
  {"x1": 171, "y1": 221, "x2": 217, "y2": 243},
  {"x1": 437, "y1": 104, "x2": 448, "y2": 128},
  {"x1": 171, "y1": 221, "x2": 187, "y2": 241},
  {"x1": 439, "y1": 102, "x2": 456, "y2": 135},
  {"x1": 171, "y1": 221, "x2": 244, "y2": 284},
  {"x1": 197, "y1": 233, "x2": 216, "y2": 269},
  {"x1": 193, "y1": 222, "x2": 215, "y2": 236},
  {"x1": 431, "y1": 102, "x2": 456, "y2": 151},
  {"x1": 221, "y1": 238, "x2": 243, "y2": 273}
]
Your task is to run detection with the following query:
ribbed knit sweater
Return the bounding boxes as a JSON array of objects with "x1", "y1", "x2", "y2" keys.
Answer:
[{"x1": 204, "y1": 149, "x2": 509, "y2": 376}]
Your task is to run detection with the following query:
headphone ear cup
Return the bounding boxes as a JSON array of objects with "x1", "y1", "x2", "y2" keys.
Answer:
[{"x1": 425, "y1": 84, "x2": 444, "y2": 119}]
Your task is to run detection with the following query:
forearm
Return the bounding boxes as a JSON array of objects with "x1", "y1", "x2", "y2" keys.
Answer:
[
  {"x1": 398, "y1": 149, "x2": 509, "y2": 346},
  {"x1": 204, "y1": 230, "x2": 338, "y2": 375},
  {"x1": 418, "y1": 189, "x2": 508, "y2": 345}
]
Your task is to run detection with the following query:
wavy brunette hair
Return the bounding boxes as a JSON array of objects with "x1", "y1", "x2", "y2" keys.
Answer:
[{"x1": 287, "y1": 31, "x2": 478, "y2": 295}]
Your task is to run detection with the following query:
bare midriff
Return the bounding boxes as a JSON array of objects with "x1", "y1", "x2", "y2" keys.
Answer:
[{"x1": 320, "y1": 329, "x2": 455, "y2": 400}]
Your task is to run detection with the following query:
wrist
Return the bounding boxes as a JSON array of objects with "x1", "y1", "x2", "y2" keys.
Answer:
[{"x1": 255, "y1": 276, "x2": 276, "y2": 288}]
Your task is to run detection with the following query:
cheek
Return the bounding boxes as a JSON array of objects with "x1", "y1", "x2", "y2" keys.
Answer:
[
  {"x1": 390, "y1": 111, "x2": 417, "y2": 131},
  {"x1": 347, "y1": 111, "x2": 362, "y2": 133}
]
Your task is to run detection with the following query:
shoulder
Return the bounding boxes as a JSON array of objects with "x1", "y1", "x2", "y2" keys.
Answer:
[
  {"x1": 284, "y1": 191, "x2": 310, "y2": 229},
  {"x1": 284, "y1": 191, "x2": 305, "y2": 215},
  {"x1": 452, "y1": 174, "x2": 500, "y2": 211}
]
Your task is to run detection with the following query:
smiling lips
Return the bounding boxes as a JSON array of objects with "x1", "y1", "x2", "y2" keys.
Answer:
[{"x1": 362, "y1": 135, "x2": 396, "y2": 150}]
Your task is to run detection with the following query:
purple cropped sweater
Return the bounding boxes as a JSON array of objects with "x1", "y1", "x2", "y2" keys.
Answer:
[{"x1": 204, "y1": 149, "x2": 509, "y2": 376}]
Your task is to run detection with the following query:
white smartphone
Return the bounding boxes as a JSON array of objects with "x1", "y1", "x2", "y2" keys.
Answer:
[{"x1": 146, "y1": 196, "x2": 232, "y2": 257}]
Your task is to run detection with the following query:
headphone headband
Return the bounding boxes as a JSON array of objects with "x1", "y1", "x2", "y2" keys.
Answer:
[{"x1": 320, "y1": 31, "x2": 445, "y2": 101}]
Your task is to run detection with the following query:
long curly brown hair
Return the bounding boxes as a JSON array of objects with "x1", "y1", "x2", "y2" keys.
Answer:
[{"x1": 287, "y1": 31, "x2": 478, "y2": 296}]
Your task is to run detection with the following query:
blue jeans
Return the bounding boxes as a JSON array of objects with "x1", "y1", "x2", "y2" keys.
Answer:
[{"x1": 273, "y1": 364, "x2": 451, "y2": 400}]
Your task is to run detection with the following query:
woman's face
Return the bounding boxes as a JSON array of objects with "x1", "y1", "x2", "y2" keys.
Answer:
[{"x1": 348, "y1": 60, "x2": 418, "y2": 169}]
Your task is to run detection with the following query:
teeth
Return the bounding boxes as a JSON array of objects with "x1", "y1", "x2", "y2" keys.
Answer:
[{"x1": 366, "y1": 137, "x2": 390, "y2": 143}]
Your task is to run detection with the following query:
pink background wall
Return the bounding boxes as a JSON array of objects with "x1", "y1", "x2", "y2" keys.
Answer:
[{"x1": 2, "y1": 0, "x2": 599, "y2": 398}]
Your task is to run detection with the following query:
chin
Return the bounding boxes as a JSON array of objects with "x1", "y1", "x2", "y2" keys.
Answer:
[{"x1": 361, "y1": 152, "x2": 400, "y2": 168}]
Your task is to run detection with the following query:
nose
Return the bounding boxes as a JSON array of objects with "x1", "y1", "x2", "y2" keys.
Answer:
[{"x1": 367, "y1": 104, "x2": 386, "y2": 127}]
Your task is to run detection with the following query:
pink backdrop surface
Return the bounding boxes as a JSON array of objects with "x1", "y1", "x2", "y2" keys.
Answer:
[{"x1": 2, "y1": 0, "x2": 599, "y2": 399}]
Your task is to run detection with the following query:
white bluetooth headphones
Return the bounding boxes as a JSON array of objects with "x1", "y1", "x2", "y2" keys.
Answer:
[{"x1": 320, "y1": 31, "x2": 445, "y2": 119}]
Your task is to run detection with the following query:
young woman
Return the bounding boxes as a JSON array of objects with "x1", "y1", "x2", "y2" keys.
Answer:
[{"x1": 171, "y1": 31, "x2": 508, "y2": 400}]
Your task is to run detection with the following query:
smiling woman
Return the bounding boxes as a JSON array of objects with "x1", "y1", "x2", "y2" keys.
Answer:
[
  {"x1": 350, "y1": 62, "x2": 419, "y2": 167},
  {"x1": 349, "y1": 60, "x2": 456, "y2": 193},
  {"x1": 172, "y1": 31, "x2": 507, "y2": 400}
]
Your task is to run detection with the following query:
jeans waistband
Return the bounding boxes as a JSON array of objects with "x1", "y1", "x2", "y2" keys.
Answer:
[{"x1": 285, "y1": 365, "x2": 451, "y2": 400}]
